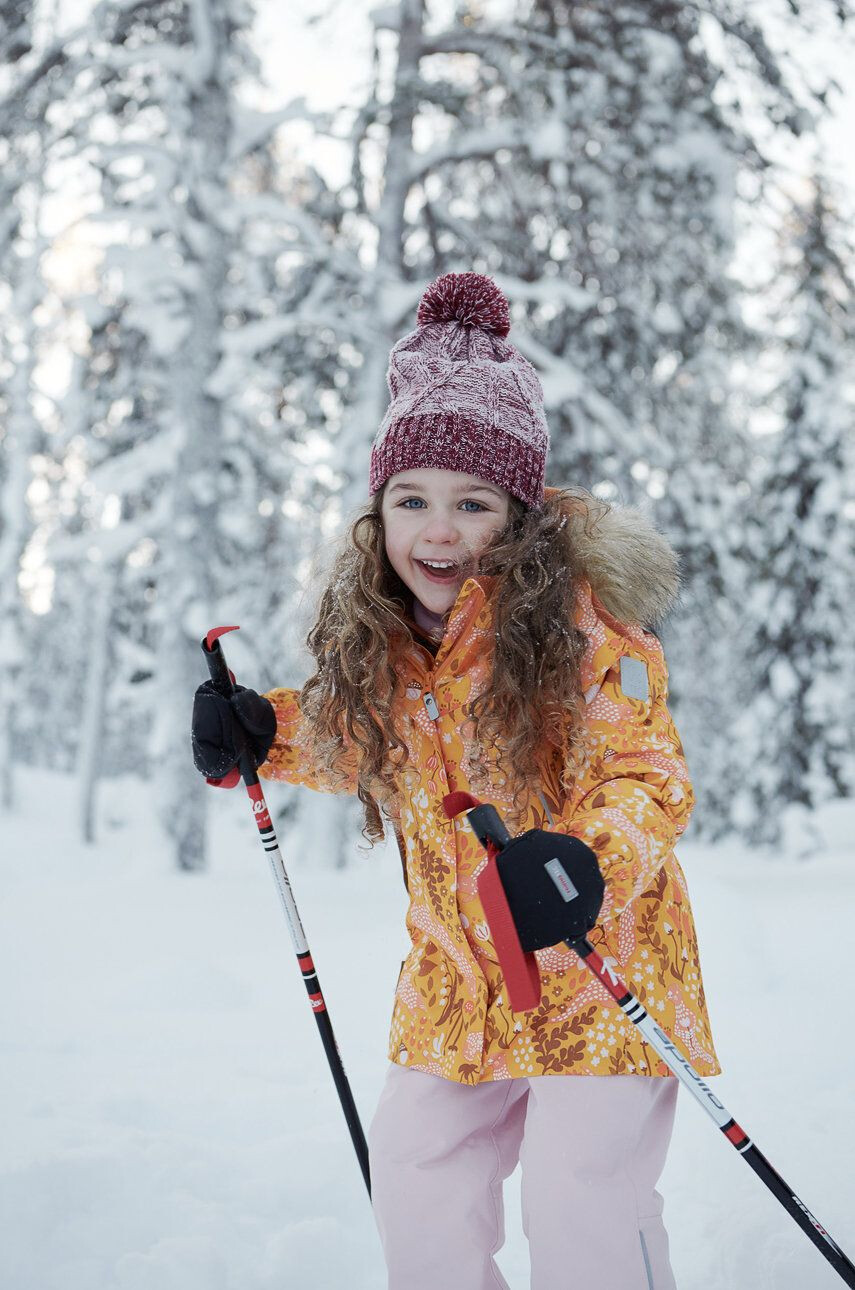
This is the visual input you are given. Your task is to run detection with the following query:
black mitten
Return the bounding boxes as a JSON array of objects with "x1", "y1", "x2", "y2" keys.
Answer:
[
  {"x1": 495, "y1": 829, "x2": 605, "y2": 947},
  {"x1": 191, "y1": 681, "x2": 277, "y2": 778}
]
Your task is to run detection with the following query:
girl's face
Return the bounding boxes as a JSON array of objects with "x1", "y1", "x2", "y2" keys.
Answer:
[{"x1": 381, "y1": 468, "x2": 511, "y2": 615}]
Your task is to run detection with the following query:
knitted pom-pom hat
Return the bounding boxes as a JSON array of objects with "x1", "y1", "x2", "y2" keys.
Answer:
[{"x1": 369, "y1": 272, "x2": 549, "y2": 508}]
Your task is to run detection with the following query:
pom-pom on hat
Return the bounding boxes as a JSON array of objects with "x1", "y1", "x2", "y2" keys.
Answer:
[{"x1": 369, "y1": 271, "x2": 549, "y2": 508}]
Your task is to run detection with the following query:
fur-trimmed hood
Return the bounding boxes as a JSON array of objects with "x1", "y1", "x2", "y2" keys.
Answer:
[{"x1": 545, "y1": 487, "x2": 681, "y2": 628}]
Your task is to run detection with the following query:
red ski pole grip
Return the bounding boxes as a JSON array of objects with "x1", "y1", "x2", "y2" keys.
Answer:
[{"x1": 201, "y1": 625, "x2": 240, "y2": 693}]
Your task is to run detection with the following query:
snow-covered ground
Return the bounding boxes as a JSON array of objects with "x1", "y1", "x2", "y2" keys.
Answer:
[{"x1": 2, "y1": 770, "x2": 854, "y2": 1289}]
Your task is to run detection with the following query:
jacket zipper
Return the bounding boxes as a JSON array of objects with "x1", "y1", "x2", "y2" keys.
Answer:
[{"x1": 537, "y1": 790, "x2": 555, "y2": 826}]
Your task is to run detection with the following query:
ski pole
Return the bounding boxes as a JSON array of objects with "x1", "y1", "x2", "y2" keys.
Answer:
[
  {"x1": 200, "y1": 624, "x2": 371, "y2": 1197},
  {"x1": 461, "y1": 795, "x2": 855, "y2": 1289}
]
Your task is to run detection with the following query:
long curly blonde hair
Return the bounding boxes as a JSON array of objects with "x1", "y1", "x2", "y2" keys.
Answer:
[{"x1": 298, "y1": 484, "x2": 611, "y2": 845}]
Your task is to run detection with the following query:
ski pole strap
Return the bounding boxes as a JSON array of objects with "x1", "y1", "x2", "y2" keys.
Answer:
[
  {"x1": 442, "y1": 791, "x2": 542, "y2": 1012},
  {"x1": 478, "y1": 849, "x2": 543, "y2": 1011}
]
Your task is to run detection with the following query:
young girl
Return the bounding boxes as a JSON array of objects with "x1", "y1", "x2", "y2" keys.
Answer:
[{"x1": 192, "y1": 272, "x2": 721, "y2": 1289}]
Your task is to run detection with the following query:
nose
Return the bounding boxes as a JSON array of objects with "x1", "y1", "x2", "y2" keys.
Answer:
[{"x1": 419, "y1": 509, "x2": 461, "y2": 544}]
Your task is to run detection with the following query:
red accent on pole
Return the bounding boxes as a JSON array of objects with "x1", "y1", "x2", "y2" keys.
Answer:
[
  {"x1": 298, "y1": 952, "x2": 315, "y2": 973},
  {"x1": 205, "y1": 625, "x2": 240, "y2": 651},
  {"x1": 580, "y1": 944, "x2": 629, "y2": 1004},
  {"x1": 725, "y1": 1122, "x2": 749, "y2": 1146},
  {"x1": 309, "y1": 993, "x2": 326, "y2": 1012},
  {"x1": 247, "y1": 782, "x2": 272, "y2": 830}
]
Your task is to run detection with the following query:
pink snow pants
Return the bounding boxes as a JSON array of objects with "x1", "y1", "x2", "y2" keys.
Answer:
[{"x1": 368, "y1": 1062, "x2": 679, "y2": 1290}]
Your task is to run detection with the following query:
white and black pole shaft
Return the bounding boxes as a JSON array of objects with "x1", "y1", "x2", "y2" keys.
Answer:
[
  {"x1": 471, "y1": 805, "x2": 855, "y2": 1289},
  {"x1": 201, "y1": 625, "x2": 370, "y2": 1197},
  {"x1": 569, "y1": 936, "x2": 855, "y2": 1286}
]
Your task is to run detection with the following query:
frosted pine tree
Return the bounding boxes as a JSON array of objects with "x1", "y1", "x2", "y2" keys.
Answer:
[
  {"x1": 203, "y1": 147, "x2": 378, "y2": 862},
  {"x1": 362, "y1": 0, "x2": 824, "y2": 493},
  {"x1": 0, "y1": 0, "x2": 61, "y2": 810},
  {"x1": 42, "y1": 0, "x2": 367, "y2": 864},
  {"x1": 35, "y1": 0, "x2": 336, "y2": 866},
  {"x1": 7, "y1": 0, "x2": 852, "y2": 863},
  {"x1": 2, "y1": 0, "x2": 373, "y2": 862},
  {"x1": 0, "y1": 1, "x2": 33, "y2": 59},
  {"x1": 43, "y1": 300, "x2": 167, "y2": 843},
  {"x1": 712, "y1": 174, "x2": 855, "y2": 852},
  {"x1": 652, "y1": 2, "x2": 851, "y2": 837}
]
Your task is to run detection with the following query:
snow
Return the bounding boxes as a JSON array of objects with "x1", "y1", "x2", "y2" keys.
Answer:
[
  {"x1": 2, "y1": 770, "x2": 854, "y2": 1289},
  {"x1": 368, "y1": 4, "x2": 400, "y2": 31}
]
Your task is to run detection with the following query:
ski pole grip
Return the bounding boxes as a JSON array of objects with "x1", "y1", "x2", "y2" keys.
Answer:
[
  {"x1": 467, "y1": 802, "x2": 512, "y2": 851},
  {"x1": 201, "y1": 625, "x2": 240, "y2": 695},
  {"x1": 442, "y1": 793, "x2": 512, "y2": 851},
  {"x1": 200, "y1": 625, "x2": 260, "y2": 788}
]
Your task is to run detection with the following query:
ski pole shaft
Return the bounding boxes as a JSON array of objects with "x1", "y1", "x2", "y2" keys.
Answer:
[
  {"x1": 564, "y1": 935, "x2": 855, "y2": 1285},
  {"x1": 201, "y1": 625, "x2": 371, "y2": 1197}
]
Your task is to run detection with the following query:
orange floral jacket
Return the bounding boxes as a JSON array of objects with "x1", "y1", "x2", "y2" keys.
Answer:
[{"x1": 259, "y1": 498, "x2": 721, "y2": 1085}]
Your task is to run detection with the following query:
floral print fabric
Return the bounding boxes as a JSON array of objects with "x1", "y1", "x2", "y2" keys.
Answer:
[{"x1": 259, "y1": 574, "x2": 721, "y2": 1085}]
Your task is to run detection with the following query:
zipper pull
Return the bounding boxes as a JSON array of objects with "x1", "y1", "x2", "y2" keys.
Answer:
[
  {"x1": 537, "y1": 790, "x2": 555, "y2": 827},
  {"x1": 423, "y1": 692, "x2": 440, "y2": 721}
]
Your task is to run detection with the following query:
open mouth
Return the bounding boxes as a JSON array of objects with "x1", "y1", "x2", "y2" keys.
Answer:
[{"x1": 415, "y1": 559, "x2": 460, "y2": 583}]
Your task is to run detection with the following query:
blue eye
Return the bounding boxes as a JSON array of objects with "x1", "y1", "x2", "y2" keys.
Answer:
[{"x1": 398, "y1": 498, "x2": 486, "y2": 512}]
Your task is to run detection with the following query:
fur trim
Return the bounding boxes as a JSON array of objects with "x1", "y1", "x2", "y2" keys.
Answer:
[{"x1": 557, "y1": 493, "x2": 681, "y2": 627}]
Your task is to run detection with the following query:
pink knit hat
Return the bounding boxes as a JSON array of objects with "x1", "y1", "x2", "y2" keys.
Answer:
[{"x1": 369, "y1": 272, "x2": 549, "y2": 508}]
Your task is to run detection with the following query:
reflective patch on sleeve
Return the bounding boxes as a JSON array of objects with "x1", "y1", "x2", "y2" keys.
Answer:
[{"x1": 620, "y1": 654, "x2": 649, "y2": 703}]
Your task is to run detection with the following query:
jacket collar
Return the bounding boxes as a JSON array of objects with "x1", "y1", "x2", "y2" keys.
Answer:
[
  {"x1": 394, "y1": 575, "x2": 493, "y2": 669},
  {"x1": 394, "y1": 569, "x2": 646, "y2": 698}
]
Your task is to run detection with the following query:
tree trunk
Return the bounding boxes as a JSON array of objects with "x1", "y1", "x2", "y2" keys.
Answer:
[{"x1": 78, "y1": 561, "x2": 119, "y2": 845}]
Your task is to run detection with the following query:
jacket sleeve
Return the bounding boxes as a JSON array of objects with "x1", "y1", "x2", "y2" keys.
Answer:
[
  {"x1": 256, "y1": 687, "x2": 359, "y2": 795},
  {"x1": 552, "y1": 635, "x2": 694, "y2": 925}
]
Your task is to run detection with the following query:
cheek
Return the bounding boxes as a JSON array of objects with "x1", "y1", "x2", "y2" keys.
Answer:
[
  {"x1": 473, "y1": 519, "x2": 504, "y2": 552},
  {"x1": 382, "y1": 518, "x2": 408, "y2": 569}
]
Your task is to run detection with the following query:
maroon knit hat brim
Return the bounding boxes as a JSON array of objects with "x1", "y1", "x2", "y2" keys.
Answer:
[{"x1": 369, "y1": 413, "x2": 545, "y2": 509}]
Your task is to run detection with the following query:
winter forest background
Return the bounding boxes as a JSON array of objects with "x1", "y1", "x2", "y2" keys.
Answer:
[
  {"x1": 2, "y1": 0, "x2": 854, "y2": 868},
  {"x1": 4, "y1": 3, "x2": 855, "y2": 1287}
]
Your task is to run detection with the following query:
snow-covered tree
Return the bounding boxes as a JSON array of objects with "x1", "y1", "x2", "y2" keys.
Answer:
[
  {"x1": 0, "y1": 0, "x2": 64, "y2": 810},
  {"x1": 4, "y1": 0, "x2": 853, "y2": 867},
  {"x1": 34, "y1": 0, "x2": 378, "y2": 865},
  {"x1": 708, "y1": 172, "x2": 855, "y2": 851},
  {"x1": 65, "y1": 0, "x2": 326, "y2": 867}
]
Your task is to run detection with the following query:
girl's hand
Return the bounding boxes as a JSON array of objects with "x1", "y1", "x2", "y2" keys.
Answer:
[
  {"x1": 495, "y1": 829, "x2": 605, "y2": 948},
  {"x1": 191, "y1": 681, "x2": 277, "y2": 779}
]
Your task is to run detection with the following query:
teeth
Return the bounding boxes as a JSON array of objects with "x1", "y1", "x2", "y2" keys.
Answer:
[{"x1": 421, "y1": 560, "x2": 456, "y2": 569}]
